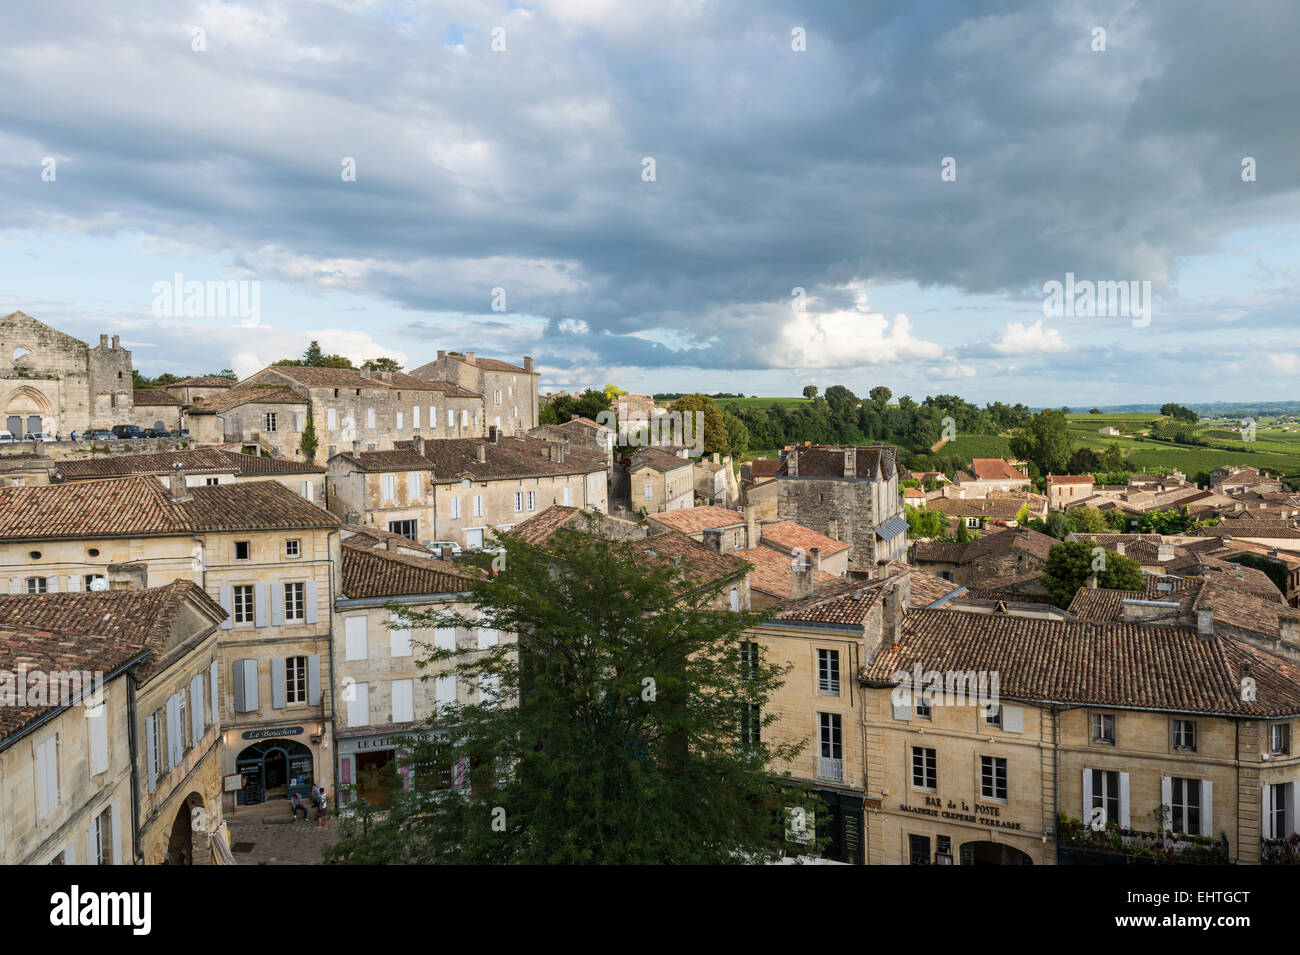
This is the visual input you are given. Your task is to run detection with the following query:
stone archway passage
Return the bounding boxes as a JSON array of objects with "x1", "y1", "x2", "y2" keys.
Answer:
[
  {"x1": 165, "y1": 792, "x2": 211, "y2": 865},
  {"x1": 2, "y1": 384, "x2": 54, "y2": 436},
  {"x1": 961, "y1": 840, "x2": 1034, "y2": 865}
]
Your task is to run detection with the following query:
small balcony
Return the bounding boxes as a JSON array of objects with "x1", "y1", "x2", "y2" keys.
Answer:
[{"x1": 817, "y1": 756, "x2": 843, "y2": 782}]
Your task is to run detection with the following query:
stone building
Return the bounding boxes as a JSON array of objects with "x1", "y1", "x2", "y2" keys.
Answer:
[
  {"x1": 132, "y1": 388, "x2": 185, "y2": 433},
  {"x1": 910, "y1": 527, "x2": 1056, "y2": 594},
  {"x1": 0, "y1": 475, "x2": 342, "y2": 818},
  {"x1": 164, "y1": 376, "x2": 236, "y2": 406},
  {"x1": 409, "y1": 351, "x2": 539, "y2": 436},
  {"x1": 629, "y1": 447, "x2": 694, "y2": 514},
  {"x1": 776, "y1": 445, "x2": 908, "y2": 570},
  {"x1": 0, "y1": 582, "x2": 227, "y2": 864},
  {"x1": 0, "y1": 311, "x2": 133, "y2": 435},
  {"x1": 185, "y1": 385, "x2": 311, "y2": 460},
  {"x1": 243, "y1": 365, "x2": 483, "y2": 456},
  {"x1": 326, "y1": 432, "x2": 608, "y2": 550}
]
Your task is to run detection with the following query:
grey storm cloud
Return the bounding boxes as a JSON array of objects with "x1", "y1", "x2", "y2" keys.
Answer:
[{"x1": 1, "y1": 0, "x2": 1299, "y2": 375}]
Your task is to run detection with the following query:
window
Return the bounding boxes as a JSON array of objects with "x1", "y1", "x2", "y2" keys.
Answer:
[
  {"x1": 285, "y1": 656, "x2": 307, "y2": 705},
  {"x1": 494, "y1": 389, "x2": 502, "y2": 405},
  {"x1": 110, "y1": 394, "x2": 116, "y2": 408},
  {"x1": 1169, "y1": 777, "x2": 1201, "y2": 834},
  {"x1": 448, "y1": 497, "x2": 462, "y2": 519},
  {"x1": 284, "y1": 582, "x2": 305, "y2": 621},
  {"x1": 908, "y1": 834, "x2": 931, "y2": 866},
  {"x1": 981, "y1": 756, "x2": 1008, "y2": 800},
  {"x1": 1173, "y1": 719, "x2": 1196, "y2": 752},
  {"x1": 388, "y1": 519, "x2": 418, "y2": 540},
  {"x1": 644, "y1": 483, "x2": 653, "y2": 500},
  {"x1": 817, "y1": 649, "x2": 840, "y2": 696},
  {"x1": 739, "y1": 641, "x2": 758, "y2": 680},
  {"x1": 396, "y1": 412, "x2": 403, "y2": 430},
  {"x1": 88, "y1": 706, "x2": 109, "y2": 776},
  {"x1": 263, "y1": 412, "x2": 277, "y2": 433},
  {"x1": 461, "y1": 409, "x2": 469, "y2": 428},
  {"x1": 148, "y1": 711, "x2": 162, "y2": 782},
  {"x1": 301, "y1": 480, "x2": 314, "y2": 501},
  {"x1": 413, "y1": 406, "x2": 419, "y2": 428},
  {"x1": 447, "y1": 408, "x2": 455, "y2": 429},
  {"x1": 233, "y1": 585, "x2": 255, "y2": 624},
  {"x1": 912, "y1": 746, "x2": 937, "y2": 790},
  {"x1": 381, "y1": 474, "x2": 396, "y2": 501},
  {"x1": 1269, "y1": 782, "x2": 1291, "y2": 838},
  {"x1": 818, "y1": 713, "x2": 843, "y2": 781},
  {"x1": 327, "y1": 408, "x2": 337, "y2": 430},
  {"x1": 740, "y1": 704, "x2": 761, "y2": 747},
  {"x1": 178, "y1": 691, "x2": 188, "y2": 750},
  {"x1": 234, "y1": 541, "x2": 250, "y2": 561},
  {"x1": 1272, "y1": 723, "x2": 1291, "y2": 755},
  {"x1": 347, "y1": 681, "x2": 369, "y2": 728},
  {"x1": 345, "y1": 616, "x2": 368, "y2": 661},
  {"x1": 392, "y1": 679, "x2": 415, "y2": 722},
  {"x1": 526, "y1": 491, "x2": 535, "y2": 510},
  {"x1": 985, "y1": 704, "x2": 1001, "y2": 728},
  {"x1": 1091, "y1": 712, "x2": 1115, "y2": 744},
  {"x1": 367, "y1": 408, "x2": 376, "y2": 429},
  {"x1": 1089, "y1": 769, "x2": 1121, "y2": 828},
  {"x1": 205, "y1": 477, "x2": 220, "y2": 486},
  {"x1": 514, "y1": 492, "x2": 523, "y2": 513},
  {"x1": 294, "y1": 412, "x2": 303, "y2": 432},
  {"x1": 473, "y1": 495, "x2": 483, "y2": 517},
  {"x1": 563, "y1": 486, "x2": 572, "y2": 506},
  {"x1": 92, "y1": 806, "x2": 112, "y2": 865},
  {"x1": 25, "y1": 577, "x2": 46, "y2": 594},
  {"x1": 408, "y1": 472, "x2": 421, "y2": 500},
  {"x1": 914, "y1": 693, "x2": 932, "y2": 720},
  {"x1": 429, "y1": 406, "x2": 436, "y2": 429},
  {"x1": 285, "y1": 539, "x2": 301, "y2": 558}
]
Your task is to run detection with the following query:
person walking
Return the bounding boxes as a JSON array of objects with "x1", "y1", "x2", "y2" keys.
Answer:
[{"x1": 316, "y1": 787, "x2": 329, "y2": 829}]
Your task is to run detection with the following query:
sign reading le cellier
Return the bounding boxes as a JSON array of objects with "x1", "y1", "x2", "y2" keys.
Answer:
[{"x1": 897, "y1": 794, "x2": 1023, "y2": 830}]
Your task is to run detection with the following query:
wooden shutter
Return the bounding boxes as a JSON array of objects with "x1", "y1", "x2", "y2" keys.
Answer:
[
  {"x1": 218, "y1": 585, "x2": 233, "y2": 630},
  {"x1": 435, "y1": 628, "x2": 456, "y2": 651},
  {"x1": 46, "y1": 576, "x2": 59, "y2": 593},
  {"x1": 271, "y1": 584, "x2": 285, "y2": 626},
  {"x1": 8, "y1": 578, "x2": 20, "y2": 594},
  {"x1": 305, "y1": 580, "x2": 318, "y2": 624},
  {"x1": 1002, "y1": 706, "x2": 1023, "y2": 733},
  {"x1": 308, "y1": 655, "x2": 321, "y2": 706},
  {"x1": 88, "y1": 708, "x2": 109, "y2": 775},
  {"x1": 392, "y1": 679, "x2": 414, "y2": 723},
  {"x1": 1263, "y1": 783, "x2": 1274, "y2": 839},
  {"x1": 348, "y1": 682, "x2": 369, "y2": 727},
  {"x1": 145, "y1": 716, "x2": 157, "y2": 792},
  {"x1": 35, "y1": 736, "x2": 57, "y2": 818},
  {"x1": 1118, "y1": 772, "x2": 1131, "y2": 828},
  {"x1": 110, "y1": 801, "x2": 122, "y2": 864},
  {"x1": 255, "y1": 584, "x2": 269, "y2": 627},
  {"x1": 190, "y1": 674, "x2": 204, "y2": 741},
  {"x1": 209, "y1": 660, "x2": 219, "y2": 723},
  {"x1": 390, "y1": 617, "x2": 412, "y2": 658},
  {"x1": 86, "y1": 820, "x2": 99, "y2": 865},
  {"x1": 345, "y1": 617, "x2": 368, "y2": 660},
  {"x1": 271, "y1": 658, "x2": 286, "y2": 709},
  {"x1": 436, "y1": 674, "x2": 456, "y2": 713},
  {"x1": 1201, "y1": 780, "x2": 1213, "y2": 837},
  {"x1": 1082, "y1": 768, "x2": 1092, "y2": 820},
  {"x1": 891, "y1": 690, "x2": 912, "y2": 721},
  {"x1": 164, "y1": 696, "x2": 177, "y2": 769},
  {"x1": 1288, "y1": 783, "x2": 1299, "y2": 837},
  {"x1": 1160, "y1": 776, "x2": 1172, "y2": 829},
  {"x1": 67, "y1": 575, "x2": 82, "y2": 592}
]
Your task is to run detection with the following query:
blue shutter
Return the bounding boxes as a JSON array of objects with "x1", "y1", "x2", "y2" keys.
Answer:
[
  {"x1": 271, "y1": 585, "x2": 284, "y2": 626},
  {"x1": 255, "y1": 584, "x2": 269, "y2": 627},
  {"x1": 232, "y1": 660, "x2": 246, "y2": 713},
  {"x1": 308, "y1": 655, "x2": 321, "y2": 706},
  {"x1": 218, "y1": 586, "x2": 233, "y2": 630},
  {"x1": 304, "y1": 580, "x2": 318, "y2": 624},
  {"x1": 271, "y1": 658, "x2": 286, "y2": 709},
  {"x1": 145, "y1": 716, "x2": 157, "y2": 792}
]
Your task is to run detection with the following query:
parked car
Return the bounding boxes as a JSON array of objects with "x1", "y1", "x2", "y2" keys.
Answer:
[
  {"x1": 424, "y1": 540, "x2": 463, "y2": 557},
  {"x1": 24, "y1": 432, "x2": 53, "y2": 442},
  {"x1": 168, "y1": 428, "x2": 190, "y2": 439},
  {"x1": 143, "y1": 428, "x2": 170, "y2": 438},
  {"x1": 84, "y1": 429, "x2": 117, "y2": 441},
  {"x1": 0, "y1": 431, "x2": 16, "y2": 444},
  {"x1": 111, "y1": 425, "x2": 146, "y2": 439}
]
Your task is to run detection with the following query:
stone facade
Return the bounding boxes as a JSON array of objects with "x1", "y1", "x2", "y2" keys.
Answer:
[
  {"x1": 409, "y1": 351, "x2": 539, "y2": 436},
  {"x1": 0, "y1": 311, "x2": 132, "y2": 435}
]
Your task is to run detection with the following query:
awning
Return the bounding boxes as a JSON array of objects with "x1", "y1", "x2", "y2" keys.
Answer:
[{"x1": 876, "y1": 514, "x2": 909, "y2": 541}]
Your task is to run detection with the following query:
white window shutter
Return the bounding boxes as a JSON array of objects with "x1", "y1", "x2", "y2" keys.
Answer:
[
  {"x1": 348, "y1": 682, "x2": 369, "y2": 727},
  {"x1": 110, "y1": 801, "x2": 122, "y2": 864},
  {"x1": 392, "y1": 679, "x2": 414, "y2": 723},
  {"x1": 46, "y1": 576, "x2": 59, "y2": 593},
  {"x1": 308, "y1": 655, "x2": 321, "y2": 706},
  {"x1": 9, "y1": 578, "x2": 20, "y2": 594},
  {"x1": 305, "y1": 581, "x2": 318, "y2": 624},
  {"x1": 390, "y1": 618, "x2": 412, "y2": 658},
  {"x1": 409, "y1": 472, "x2": 421, "y2": 499},
  {"x1": 145, "y1": 717, "x2": 157, "y2": 791},
  {"x1": 271, "y1": 584, "x2": 284, "y2": 626},
  {"x1": 1082, "y1": 769, "x2": 1092, "y2": 819},
  {"x1": 164, "y1": 696, "x2": 177, "y2": 769},
  {"x1": 435, "y1": 628, "x2": 456, "y2": 651},
  {"x1": 1002, "y1": 706, "x2": 1023, "y2": 734},
  {"x1": 1118, "y1": 772, "x2": 1131, "y2": 828},
  {"x1": 436, "y1": 674, "x2": 456, "y2": 713},
  {"x1": 477, "y1": 627, "x2": 499, "y2": 649},
  {"x1": 67, "y1": 575, "x2": 82, "y2": 592},
  {"x1": 1288, "y1": 784, "x2": 1299, "y2": 837},
  {"x1": 190, "y1": 674, "x2": 204, "y2": 741},
  {"x1": 345, "y1": 617, "x2": 368, "y2": 660},
  {"x1": 209, "y1": 660, "x2": 218, "y2": 724},
  {"x1": 88, "y1": 708, "x2": 109, "y2": 776},
  {"x1": 1201, "y1": 780, "x2": 1213, "y2": 837},
  {"x1": 219, "y1": 585, "x2": 233, "y2": 630},
  {"x1": 1160, "y1": 776, "x2": 1172, "y2": 829},
  {"x1": 891, "y1": 690, "x2": 912, "y2": 721},
  {"x1": 255, "y1": 584, "x2": 269, "y2": 627},
  {"x1": 1263, "y1": 783, "x2": 1274, "y2": 840},
  {"x1": 87, "y1": 822, "x2": 98, "y2": 865},
  {"x1": 63, "y1": 841, "x2": 74, "y2": 865},
  {"x1": 271, "y1": 658, "x2": 286, "y2": 709}
]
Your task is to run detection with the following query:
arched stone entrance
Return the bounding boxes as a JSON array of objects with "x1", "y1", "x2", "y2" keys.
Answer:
[
  {"x1": 2, "y1": 384, "x2": 54, "y2": 437},
  {"x1": 235, "y1": 739, "x2": 315, "y2": 806},
  {"x1": 164, "y1": 792, "x2": 211, "y2": 865},
  {"x1": 960, "y1": 840, "x2": 1034, "y2": 865}
]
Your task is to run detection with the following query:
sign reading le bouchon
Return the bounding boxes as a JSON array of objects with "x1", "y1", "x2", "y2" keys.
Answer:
[
  {"x1": 241, "y1": 727, "x2": 305, "y2": 740},
  {"x1": 897, "y1": 795, "x2": 1023, "y2": 831}
]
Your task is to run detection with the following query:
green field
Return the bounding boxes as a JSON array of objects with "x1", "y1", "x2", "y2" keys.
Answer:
[
  {"x1": 716, "y1": 396, "x2": 814, "y2": 409},
  {"x1": 1066, "y1": 413, "x2": 1300, "y2": 479}
]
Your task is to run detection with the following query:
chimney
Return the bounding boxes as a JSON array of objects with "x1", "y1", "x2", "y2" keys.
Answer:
[
  {"x1": 523, "y1": 356, "x2": 534, "y2": 374},
  {"x1": 703, "y1": 528, "x2": 725, "y2": 553},
  {"x1": 787, "y1": 448, "x2": 799, "y2": 477},
  {"x1": 843, "y1": 447, "x2": 857, "y2": 478},
  {"x1": 359, "y1": 367, "x2": 371, "y2": 379},
  {"x1": 168, "y1": 463, "x2": 192, "y2": 502},
  {"x1": 99, "y1": 334, "x2": 108, "y2": 348},
  {"x1": 437, "y1": 350, "x2": 446, "y2": 360},
  {"x1": 111, "y1": 334, "x2": 120, "y2": 350},
  {"x1": 1197, "y1": 607, "x2": 1215, "y2": 637},
  {"x1": 476, "y1": 442, "x2": 487, "y2": 463},
  {"x1": 352, "y1": 439, "x2": 361, "y2": 454},
  {"x1": 1281, "y1": 617, "x2": 1300, "y2": 645},
  {"x1": 440, "y1": 546, "x2": 455, "y2": 561},
  {"x1": 809, "y1": 546, "x2": 822, "y2": 571},
  {"x1": 1086, "y1": 575, "x2": 1098, "y2": 589},
  {"x1": 555, "y1": 442, "x2": 565, "y2": 464},
  {"x1": 379, "y1": 370, "x2": 392, "y2": 383},
  {"x1": 1115, "y1": 541, "x2": 1125, "y2": 556},
  {"x1": 107, "y1": 562, "x2": 148, "y2": 592},
  {"x1": 464, "y1": 352, "x2": 477, "y2": 365},
  {"x1": 881, "y1": 574, "x2": 909, "y2": 648},
  {"x1": 412, "y1": 434, "x2": 425, "y2": 455},
  {"x1": 792, "y1": 556, "x2": 814, "y2": 600},
  {"x1": 744, "y1": 505, "x2": 758, "y2": 549}
]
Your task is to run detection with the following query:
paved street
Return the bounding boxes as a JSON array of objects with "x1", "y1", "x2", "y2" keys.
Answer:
[{"x1": 225, "y1": 813, "x2": 343, "y2": 865}]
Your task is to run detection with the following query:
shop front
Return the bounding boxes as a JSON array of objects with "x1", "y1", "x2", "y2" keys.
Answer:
[
  {"x1": 337, "y1": 728, "x2": 449, "y2": 806},
  {"x1": 231, "y1": 727, "x2": 317, "y2": 807},
  {"x1": 888, "y1": 793, "x2": 1045, "y2": 865}
]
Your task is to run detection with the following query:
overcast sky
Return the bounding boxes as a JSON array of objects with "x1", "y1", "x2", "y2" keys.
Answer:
[{"x1": 3, "y1": 0, "x2": 1299, "y2": 406}]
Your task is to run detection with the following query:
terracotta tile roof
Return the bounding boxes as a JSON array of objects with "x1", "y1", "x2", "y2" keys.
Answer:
[
  {"x1": 926, "y1": 496, "x2": 1042, "y2": 519},
  {"x1": 779, "y1": 445, "x2": 898, "y2": 480},
  {"x1": 906, "y1": 569, "x2": 964, "y2": 608},
  {"x1": 963, "y1": 587, "x2": 1053, "y2": 605},
  {"x1": 758, "y1": 520, "x2": 850, "y2": 557},
  {"x1": 444, "y1": 354, "x2": 534, "y2": 374},
  {"x1": 340, "y1": 542, "x2": 476, "y2": 599},
  {"x1": 0, "y1": 625, "x2": 148, "y2": 742},
  {"x1": 1047, "y1": 474, "x2": 1094, "y2": 485},
  {"x1": 260, "y1": 365, "x2": 480, "y2": 395},
  {"x1": 1069, "y1": 575, "x2": 1295, "y2": 638},
  {"x1": 170, "y1": 376, "x2": 236, "y2": 388},
  {"x1": 509, "y1": 505, "x2": 585, "y2": 545},
  {"x1": 1071, "y1": 533, "x2": 1167, "y2": 564},
  {"x1": 54, "y1": 448, "x2": 322, "y2": 481},
  {"x1": 133, "y1": 388, "x2": 183, "y2": 407},
  {"x1": 1198, "y1": 521, "x2": 1300, "y2": 539},
  {"x1": 557, "y1": 417, "x2": 611, "y2": 433},
  {"x1": 334, "y1": 436, "x2": 606, "y2": 482},
  {"x1": 772, "y1": 574, "x2": 897, "y2": 626},
  {"x1": 632, "y1": 531, "x2": 749, "y2": 590},
  {"x1": 732, "y1": 547, "x2": 835, "y2": 600},
  {"x1": 0, "y1": 581, "x2": 225, "y2": 682},
  {"x1": 187, "y1": 385, "x2": 306, "y2": 413},
  {"x1": 971, "y1": 458, "x2": 1029, "y2": 481},
  {"x1": 647, "y1": 506, "x2": 744, "y2": 535},
  {"x1": 913, "y1": 528, "x2": 1057, "y2": 565},
  {"x1": 749, "y1": 459, "x2": 782, "y2": 479},
  {"x1": 339, "y1": 523, "x2": 438, "y2": 557},
  {"x1": 628, "y1": 447, "x2": 693, "y2": 473},
  {"x1": 0, "y1": 476, "x2": 338, "y2": 541},
  {"x1": 865, "y1": 608, "x2": 1300, "y2": 717}
]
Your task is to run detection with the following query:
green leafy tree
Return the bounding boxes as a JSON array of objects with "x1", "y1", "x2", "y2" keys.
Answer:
[
  {"x1": 298, "y1": 417, "x2": 319, "y2": 463},
  {"x1": 906, "y1": 505, "x2": 948, "y2": 540},
  {"x1": 1160, "y1": 402, "x2": 1198, "y2": 423},
  {"x1": 722, "y1": 410, "x2": 750, "y2": 457},
  {"x1": 1009, "y1": 409, "x2": 1073, "y2": 476},
  {"x1": 1067, "y1": 507, "x2": 1111, "y2": 534},
  {"x1": 1042, "y1": 541, "x2": 1144, "y2": 607},
  {"x1": 275, "y1": 340, "x2": 355, "y2": 368},
  {"x1": 213, "y1": 368, "x2": 238, "y2": 380},
  {"x1": 361, "y1": 357, "x2": 403, "y2": 373},
  {"x1": 1045, "y1": 510, "x2": 1071, "y2": 539},
  {"x1": 802, "y1": 385, "x2": 818, "y2": 399},
  {"x1": 327, "y1": 520, "x2": 817, "y2": 864},
  {"x1": 670, "y1": 394, "x2": 728, "y2": 455}
]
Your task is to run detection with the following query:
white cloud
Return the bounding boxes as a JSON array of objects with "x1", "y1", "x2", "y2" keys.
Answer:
[
  {"x1": 776, "y1": 287, "x2": 944, "y2": 368},
  {"x1": 989, "y1": 320, "x2": 1070, "y2": 356}
]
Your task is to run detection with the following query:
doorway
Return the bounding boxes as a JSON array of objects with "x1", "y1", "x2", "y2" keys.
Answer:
[
  {"x1": 960, "y1": 840, "x2": 1034, "y2": 865},
  {"x1": 354, "y1": 750, "x2": 397, "y2": 806},
  {"x1": 235, "y1": 739, "x2": 315, "y2": 806}
]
